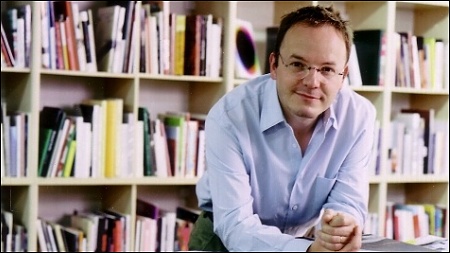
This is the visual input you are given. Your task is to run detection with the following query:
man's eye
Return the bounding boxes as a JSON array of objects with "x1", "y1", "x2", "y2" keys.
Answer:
[
  {"x1": 320, "y1": 67, "x2": 335, "y2": 74},
  {"x1": 290, "y1": 62, "x2": 306, "y2": 70}
]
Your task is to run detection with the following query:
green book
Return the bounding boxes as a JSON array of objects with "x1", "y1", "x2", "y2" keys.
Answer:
[{"x1": 138, "y1": 107, "x2": 154, "y2": 176}]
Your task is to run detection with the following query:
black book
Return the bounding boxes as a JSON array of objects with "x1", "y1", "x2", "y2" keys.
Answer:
[
  {"x1": 107, "y1": 1, "x2": 136, "y2": 73},
  {"x1": 264, "y1": 26, "x2": 278, "y2": 74},
  {"x1": 353, "y1": 29, "x2": 386, "y2": 86},
  {"x1": 38, "y1": 106, "x2": 66, "y2": 177},
  {"x1": 138, "y1": 107, "x2": 154, "y2": 176}
]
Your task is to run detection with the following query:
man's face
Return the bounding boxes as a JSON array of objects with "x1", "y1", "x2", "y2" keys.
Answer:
[{"x1": 270, "y1": 24, "x2": 348, "y2": 122}]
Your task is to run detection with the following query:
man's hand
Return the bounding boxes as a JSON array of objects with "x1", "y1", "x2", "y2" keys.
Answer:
[{"x1": 307, "y1": 209, "x2": 362, "y2": 252}]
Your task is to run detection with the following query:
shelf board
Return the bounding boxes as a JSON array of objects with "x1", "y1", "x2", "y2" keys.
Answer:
[
  {"x1": 386, "y1": 174, "x2": 449, "y2": 183},
  {"x1": 1, "y1": 67, "x2": 31, "y2": 73},
  {"x1": 33, "y1": 177, "x2": 199, "y2": 186},
  {"x1": 139, "y1": 73, "x2": 222, "y2": 83},
  {"x1": 40, "y1": 69, "x2": 135, "y2": 79},
  {"x1": 1, "y1": 177, "x2": 33, "y2": 186}
]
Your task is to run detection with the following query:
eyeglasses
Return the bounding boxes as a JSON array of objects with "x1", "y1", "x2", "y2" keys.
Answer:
[{"x1": 278, "y1": 54, "x2": 344, "y2": 80}]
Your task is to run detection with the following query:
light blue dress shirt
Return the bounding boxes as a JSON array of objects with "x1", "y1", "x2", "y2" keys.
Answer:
[{"x1": 196, "y1": 74, "x2": 377, "y2": 251}]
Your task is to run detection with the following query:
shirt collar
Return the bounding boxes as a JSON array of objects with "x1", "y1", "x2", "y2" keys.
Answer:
[
  {"x1": 259, "y1": 78, "x2": 340, "y2": 132},
  {"x1": 260, "y1": 78, "x2": 285, "y2": 132}
]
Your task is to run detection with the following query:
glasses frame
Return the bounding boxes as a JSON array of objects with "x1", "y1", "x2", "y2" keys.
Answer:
[{"x1": 278, "y1": 54, "x2": 344, "y2": 80}]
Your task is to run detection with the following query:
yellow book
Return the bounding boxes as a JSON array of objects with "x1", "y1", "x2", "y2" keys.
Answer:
[
  {"x1": 105, "y1": 98, "x2": 123, "y2": 178},
  {"x1": 175, "y1": 14, "x2": 186, "y2": 75},
  {"x1": 63, "y1": 140, "x2": 77, "y2": 177}
]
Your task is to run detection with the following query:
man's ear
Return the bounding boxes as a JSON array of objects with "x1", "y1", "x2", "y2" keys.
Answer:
[{"x1": 269, "y1": 52, "x2": 277, "y2": 80}]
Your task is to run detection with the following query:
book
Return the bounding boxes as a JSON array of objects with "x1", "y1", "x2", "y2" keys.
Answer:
[
  {"x1": 79, "y1": 9, "x2": 98, "y2": 72},
  {"x1": 401, "y1": 108, "x2": 435, "y2": 174},
  {"x1": 394, "y1": 112, "x2": 426, "y2": 175},
  {"x1": 1, "y1": 22, "x2": 15, "y2": 67},
  {"x1": 38, "y1": 106, "x2": 66, "y2": 177},
  {"x1": 174, "y1": 206, "x2": 200, "y2": 251},
  {"x1": 48, "y1": 222, "x2": 68, "y2": 252},
  {"x1": 111, "y1": 6, "x2": 126, "y2": 73},
  {"x1": 71, "y1": 2, "x2": 87, "y2": 72},
  {"x1": 47, "y1": 117, "x2": 71, "y2": 177},
  {"x1": 138, "y1": 107, "x2": 155, "y2": 176},
  {"x1": 107, "y1": 1, "x2": 136, "y2": 73},
  {"x1": 17, "y1": 4, "x2": 31, "y2": 68},
  {"x1": 353, "y1": 29, "x2": 386, "y2": 86},
  {"x1": 104, "y1": 98, "x2": 123, "y2": 178},
  {"x1": 78, "y1": 103, "x2": 102, "y2": 177},
  {"x1": 184, "y1": 14, "x2": 202, "y2": 76},
  {"x1": 174, "y1": 14, "x2": 186, "y2": 76},
  {"x1": 72, "y1": 114, "x2": 92, "y2": 178},
  {"x1": 153, "y1": 118, "x2": 171, "y2": 177},
  {"x1": 53, "y1": 1, "x2": 79, "y2": 70},
  {"x1": 36, "y1": 219, "x2": 48, "y2": 252},
  {"x1": 94, "y1": 5, "x2": 121, "y2": 72},
  {"x1": 70, "y1": 214, "x2": 98, "y2": 252}
]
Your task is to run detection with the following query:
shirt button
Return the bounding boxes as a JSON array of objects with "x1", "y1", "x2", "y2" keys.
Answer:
[
  {"x1": 292, "y1": 143, "x2": 296, "y2": 148},
  {"x1": 292, "y1": 205, "x2": 298, "y2": 211}
]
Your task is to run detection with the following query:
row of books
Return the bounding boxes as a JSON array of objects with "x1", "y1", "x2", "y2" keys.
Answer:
[
  {"x1": 385, "y1": 202, "x2": 447, "y2": 243},
  {"x1": 34, "y1": 200, "x2": 199, "y2": 252},
  {"x1": 1, "y1": 1, "x2": 224, "y2": 77},
  {"x1": 1, "y1": 101, "x2": 29, "y2": 178},
  {"x1": 33, "y1": 99, "x2": 207, "y2": 179},
  {"x1": 37, "y1": 209, "x2": 131, "y2": 252},
  {"x1": 342, "y1": 29, "x2": 448, "y2": 91},
  {"x1": 1, "y1": 4, "x2": 32, "y2": 68},
  {"x1": 388, "y1": 108, "x2": 448, "y2": 176},
  {"x1": 1, "y1": 209, "x2": 27, "y2": 252},
  {"x1": 135, "y1": 199, "x2": 199, "y2": 252},
  {"x1": 139, "y1": 2, "x2": 223, "y2": 77},
  {"x1": 394, "y1": 32, "x2": 447, "y2": 91}
]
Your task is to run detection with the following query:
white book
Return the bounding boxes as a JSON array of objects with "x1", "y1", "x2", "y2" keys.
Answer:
[
  {"x1": 1, "y1": 123, "x2": 4, "y2": 178},
  {"x1": 72, "y1": 3, "x2": 87, "y2": 72},
  {"x1": 164, "y1": 211, "x2": 176, "y2": 252},
  {"x1": 196, "y1": 129, "x2": 206, "y2": 178},
  {"x1": 204, "y1": 14, "x2": 213, "y2": 77},
  {"x1": 48, "y1": 222, "x2": 67, "y2": 252},
  {"x1": 411, "y1": 35, "x2": 422, "y2": 89},
  {"x1": 95, "y1": 5, "x2": 121, "y2": 72},
  {"x1": 19, "y1": 4, "x2": 31, "y2": 68},
  {"x1": 126, "y1": 4, "x2": 139, "y2": 73},
  {"x1": 74, "y1": 117, "x2": 91, "y2": 178},
  {"x1": 48, "y1": 118, "x2": 70, "y2": 178},
  {"x1": 348, "y1": 43, "x2": 363, "y2": 87},
  {"x1": 185, "y1": 120, "x2": 199, "y2": 178},
  {"x1": 210, "y1": 22, "x2": 222, "y2": 78},
  {"x1": 71, "y1": 214, "x2": 97, "y2": 252},
  {"x1": 41, "y1": 2, "x2": 50, "y2": 68},
  {"x1": 135, "y1": 120, "x2": 144, "y2": 177},
  {"x1": 395, "y1": 112, "x2": 424, "y2": 176},
  {"x1": 90, "y1": 104, "x2": 101, "y2": 178},
  {"x1": 112, "y1": 6, "x2": 126, "y2": 73},
  {"x1": 149, "y1": 15, "x2": 159, "y2": 74},
  {"x1": 16, "y1": 17, "x2": 25, "y2": 68},
  {"x1": 36, "y1": 219, "x2": 48, "y2": 252},
  {"x1": 8, "y1": 117, "x2": 18, "y2": 177},
  {"x1": 3, "y1": 114, "x2": 11, "y2": 177},
  {"x1": 13, "y1": 113, "x2": 23, "y2": 178},
  {"x1": 433, "y1": 40, "x2": 445, "y2": 91},
  {"x1": 134, "y1": 218, "x2": 142, "y2": 251},
  {"x1": 45, "y1": 222, "x2": 58, "y2": 252},
  {"x1": 153, "y1": 118, "x2": 170, "y2": 177},
  {"x1": 48, "y1": 2, "x2": 57, "y2": 70},
  {"x1": 87, "y1": 9, "x2": 98, "y2": 72}
]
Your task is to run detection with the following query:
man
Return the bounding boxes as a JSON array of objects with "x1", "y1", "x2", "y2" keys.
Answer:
[{"x1": 189, "y1": 4, "x2": 376, "y2": 252}]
